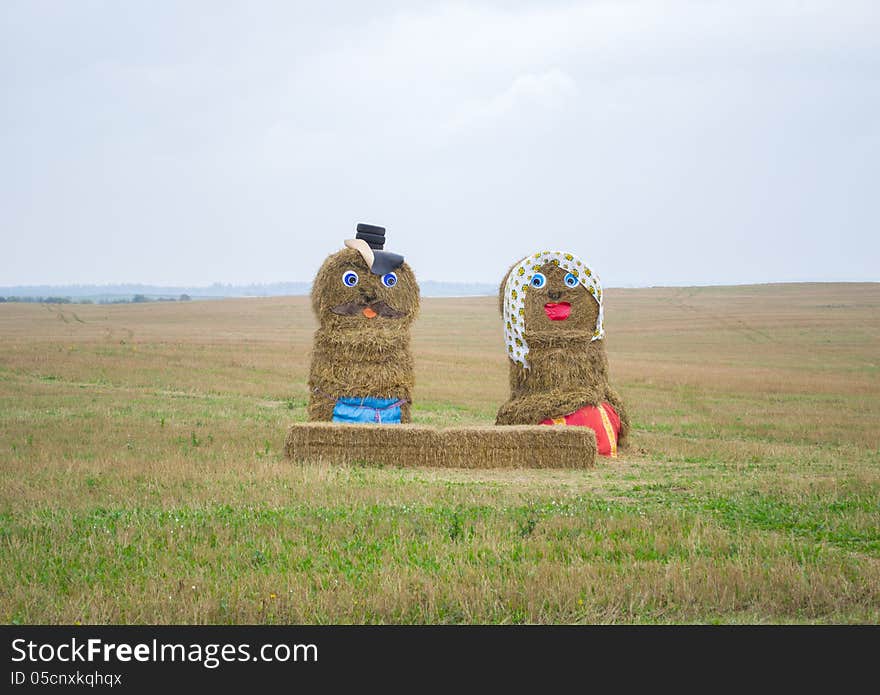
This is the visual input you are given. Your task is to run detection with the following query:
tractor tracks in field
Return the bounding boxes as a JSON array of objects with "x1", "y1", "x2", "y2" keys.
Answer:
[
  {"x1": 40, "y1": 302, "x2": 140, "y2": 342},
  {"x1": 43, "y1": 303, "x2": 86, "y2": 325},
  {"x1": 20, "y1": 369, "x2": 284, "y2": 409},
  {"x1": 665, "y1": 289, "x2": 777, "y2": 344},
  {"x1": 103, "y1": 326, "x2": 135, "y2": 343}
]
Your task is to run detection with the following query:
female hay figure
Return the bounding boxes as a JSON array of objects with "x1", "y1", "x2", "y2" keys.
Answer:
[{"x1": 495, "y1": 251, "x2": 629, "y2": 457}]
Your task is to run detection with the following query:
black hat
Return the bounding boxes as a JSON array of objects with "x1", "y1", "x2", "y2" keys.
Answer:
[
  {"x1": 346, "y1": 223, "x2": 405, "y2": 275},
  {"x1": 356, "y1": 223, "x2": 386, "y2": 250}
]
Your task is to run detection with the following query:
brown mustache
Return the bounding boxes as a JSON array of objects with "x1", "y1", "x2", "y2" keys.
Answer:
[{"x1": 330, "y1": 301, "x2": 407, "y2": 319}]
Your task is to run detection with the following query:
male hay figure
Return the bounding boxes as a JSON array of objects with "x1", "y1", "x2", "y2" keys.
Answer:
[{"x1": 307, "y1": 224, "x2": 420, "y2": 424}]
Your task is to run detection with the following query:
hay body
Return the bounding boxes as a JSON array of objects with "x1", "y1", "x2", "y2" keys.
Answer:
[
  {"x1": 307, "y1": 247, "x2": 419, "y2": 423},
  {"x1": 284, "y1": 423, "x2": 596, "y2": 469},
  {"x1": 495, "y1": 261, "x2": 630, "y2": 446}
]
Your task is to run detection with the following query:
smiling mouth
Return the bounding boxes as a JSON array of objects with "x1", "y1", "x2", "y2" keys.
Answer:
[
  {"x1": 544, "y1": 302, "x2": 571, "y2": 321},
  {"x1": 331, "y1": 301, "x2": 406, "y2": 319}
]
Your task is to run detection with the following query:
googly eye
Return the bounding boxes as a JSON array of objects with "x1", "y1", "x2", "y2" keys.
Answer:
[
  {"x1": 342, "y1": 270, "x2": 359, "y2": 287},
  {"x1": 564, "y1": 273, "x2": 579, "y2": 288},
  {"x1": 381, "y1": 272, "x2": 398, "y2": 288},
  {"x1": 531, "y1": 273, "x2": 547, "y2": 289}
]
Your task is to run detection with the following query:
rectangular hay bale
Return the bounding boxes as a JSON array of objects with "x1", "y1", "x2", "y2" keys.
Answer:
[{"x1": 284, "y1": 423, "x2": 596, "y2": 469}]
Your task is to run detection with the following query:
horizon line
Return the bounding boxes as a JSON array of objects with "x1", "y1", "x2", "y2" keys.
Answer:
[{"x1": 1, "y1": 278, "x2": 878, "y2": 295}]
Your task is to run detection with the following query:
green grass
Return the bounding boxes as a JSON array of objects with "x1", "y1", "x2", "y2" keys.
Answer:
[
  {"x1": 1, "y1": 287, "x2": 879, "y2": 623},
  {"x1": 3, "y1": 480, "x2": 875, "y2": 623}
]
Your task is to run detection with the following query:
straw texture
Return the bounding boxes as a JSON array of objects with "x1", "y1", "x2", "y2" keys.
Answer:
[
  {"x1": 284, "y1": 423, "x2": 597, "y2": 469},
  {"x1": 307, "y1": 247, "x2": 420, "y2": 422},
  {"x1": 495, "y1": 260, "x2": 630, "y2": 446}
]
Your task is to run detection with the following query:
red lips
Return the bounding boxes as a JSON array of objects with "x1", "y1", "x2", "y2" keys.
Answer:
[{"x1": 544, "y1": 302, "x2": 571, "y2": 320}]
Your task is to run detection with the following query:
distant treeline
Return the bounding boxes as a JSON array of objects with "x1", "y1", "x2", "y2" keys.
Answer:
[
  {"x1": 0, "y1": 294, "x2": 193, "y2": 305},
  {"x1": 0, "y1": 280, "x2": 496, "y2": 300},
  {"x1": 0, "y1": 282, "x2": 311, "y2": 299}
]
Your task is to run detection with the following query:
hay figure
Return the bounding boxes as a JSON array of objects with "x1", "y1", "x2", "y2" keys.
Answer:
[
  {"x1": 307, "y1": 224, "x2": 420, "y2": 424},
  {"x1": 495, "y1": 251, "x2": 629, "y2": 456}
]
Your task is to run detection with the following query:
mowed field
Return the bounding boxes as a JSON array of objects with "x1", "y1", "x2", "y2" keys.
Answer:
[{"x1": 1, "y1": 283, "x2": 878, "y2": 624}]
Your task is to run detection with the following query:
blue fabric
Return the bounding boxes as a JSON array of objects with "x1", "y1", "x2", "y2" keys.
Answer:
[{"x1": 332, "y1": 396, "x2": 403, "y2": 424}]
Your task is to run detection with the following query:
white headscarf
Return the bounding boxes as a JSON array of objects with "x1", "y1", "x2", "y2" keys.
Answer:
[{"x1": 503, "y1": 250, "x2": 604, "y2": 369}]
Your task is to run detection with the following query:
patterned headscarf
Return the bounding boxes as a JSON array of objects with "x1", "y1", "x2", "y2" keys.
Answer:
[{"x1": 503, "y1": 251, "x2": 604, "y2": 369}]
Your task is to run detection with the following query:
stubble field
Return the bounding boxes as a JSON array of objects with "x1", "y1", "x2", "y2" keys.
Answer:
[{"x1": 1, "y1": 283, "x2": 878, "y2": 623}]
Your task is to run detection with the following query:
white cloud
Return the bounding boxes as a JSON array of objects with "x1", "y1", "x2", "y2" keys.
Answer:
[
  {"x1": 446, "y1": 68, "x2": 577, "y2": 134},
  {"x1": 1, "y1": 1, "x2": 878, "y2": 285}
]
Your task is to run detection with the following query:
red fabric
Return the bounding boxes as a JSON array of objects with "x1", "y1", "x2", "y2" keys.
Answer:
[{"x1": 540, "y1": 402, "x2": 620, "y2": 457}]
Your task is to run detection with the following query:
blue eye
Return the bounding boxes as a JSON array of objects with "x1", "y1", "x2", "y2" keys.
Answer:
[
  {"x1": 564, "y1": 273, "x2": 579, "y2": 288},
  {"x1": 381, "y1": 272, "x2": 398, "y2": 288},
  {"x1": 531, "y1": 273, "x2": 546, "y2": 289},
  {"x1": 342, "y1": 271, "x2": 359, "y2": 287}
]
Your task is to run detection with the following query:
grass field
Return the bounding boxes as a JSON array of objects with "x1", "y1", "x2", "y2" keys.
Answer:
[{"x1": 1, "y1": 283, "x2": 879, "y2": 624}]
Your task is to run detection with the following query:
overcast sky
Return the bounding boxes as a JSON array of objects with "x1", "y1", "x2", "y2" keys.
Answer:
[{"x1": 2, "y1": 1, "x2": 878, "y2": 287}]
